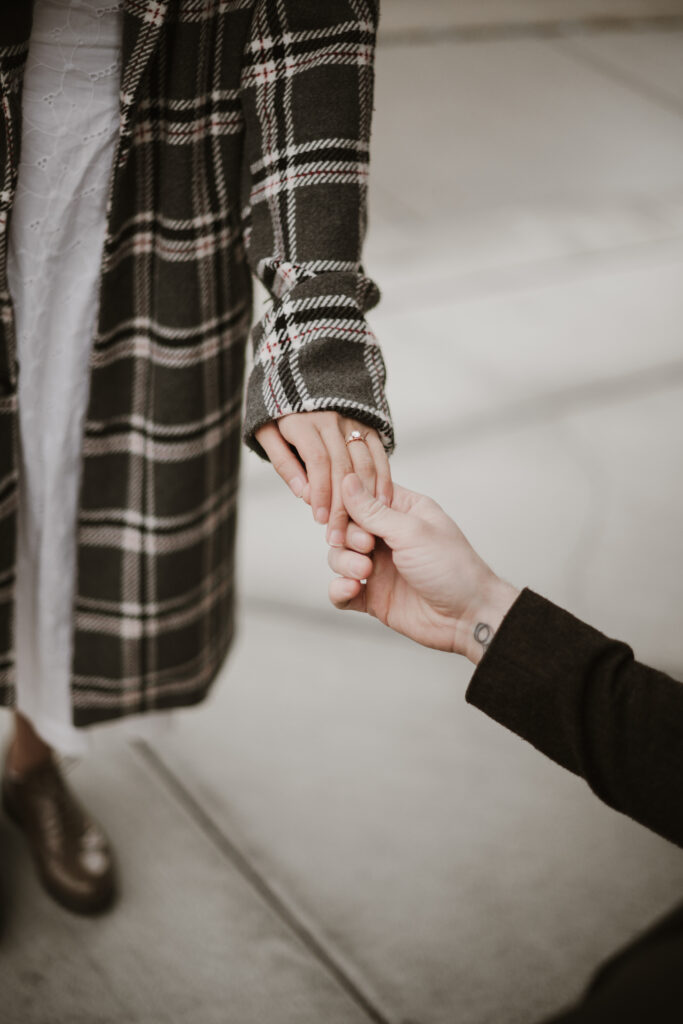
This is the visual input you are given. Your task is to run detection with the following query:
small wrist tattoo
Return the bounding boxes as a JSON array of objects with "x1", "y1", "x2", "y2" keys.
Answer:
[{"x1": 474, "y1": 622, "x2": 494, "y2": 651}]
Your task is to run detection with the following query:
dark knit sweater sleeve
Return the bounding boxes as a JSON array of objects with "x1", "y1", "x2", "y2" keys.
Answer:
[
  {"x1": 238, "y1": 0, "x2": 393, "y2": 460},
  {"x1": 466, "y1": 588, "x2": 683, "y2": 848}
]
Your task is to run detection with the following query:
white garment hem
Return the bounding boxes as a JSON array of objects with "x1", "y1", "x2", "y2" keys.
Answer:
[{"x1": 10, "y1": 702, "x2": 177, "y2": 758}]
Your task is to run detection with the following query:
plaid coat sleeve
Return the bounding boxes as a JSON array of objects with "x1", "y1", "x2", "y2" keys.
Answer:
[{"x1": 239, "y1": 0, "x2": 394, "y2": 459}]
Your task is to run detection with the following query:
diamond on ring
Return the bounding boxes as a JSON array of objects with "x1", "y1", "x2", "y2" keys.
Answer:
[{"x1": 345, "y1": 430, "x2": 368, "y2": 446}]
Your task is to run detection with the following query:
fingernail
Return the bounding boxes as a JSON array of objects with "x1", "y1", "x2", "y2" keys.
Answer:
[
  {"x1": 289, "y1": 477, "x2": 305, "y2": 498},
  {"x1": 329, "y1": 529, "x2": 345, "y2": 548},
  {"x1": 315, "y1": 507, "x2": 329, "y2": 525}
]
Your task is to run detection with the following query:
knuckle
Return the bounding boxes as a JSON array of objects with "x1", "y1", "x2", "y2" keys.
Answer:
[
  {"x1": 333, "y1": 460, "x2": 353, "y2": 479},
  {"x1": 353, "y1": 555, "x2": 369, "y2": 577},
  {"x1": 352, "y1": 442, "x2": 373, "y2": 461},
  {"x1": 348, "y1": 521, "x2": 373, "y2": 543},
  {"x1": 258, "y1": 434, "x2": 276, "y2": 456},
  {"x1": 308, "y1": 450, "x2": 329, "y2": 469},
  {"x1": 276, "y1": 419, "x2": 296, "y2": 440},
  {"x1": 365, "y1": 496, "x2": 385, "y2": 519}
]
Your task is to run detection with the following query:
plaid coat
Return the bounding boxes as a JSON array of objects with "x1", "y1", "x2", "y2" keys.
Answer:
[{"x1": 0, "y1": 0, "x2": 393, "y2": 727}]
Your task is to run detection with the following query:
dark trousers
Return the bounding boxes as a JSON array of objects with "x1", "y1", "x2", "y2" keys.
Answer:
[{"x1": 544, "y1": 903, "x2": 683, "y2": 1023}]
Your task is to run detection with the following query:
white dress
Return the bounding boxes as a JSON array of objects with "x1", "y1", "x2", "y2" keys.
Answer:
[{"x1": 7, "y1": 0, "x2": 174, "y2": 755}]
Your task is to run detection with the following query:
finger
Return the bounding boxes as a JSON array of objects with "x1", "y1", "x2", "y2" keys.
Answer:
[
  {"x1": 293, "y1": 428, "x2": 332, "y2": 524},
  {"x1": 256, "y1": 423, "x2": 308, "y2": 498},
  {"x1": 364, "y1": 431, "x2": 393, "y2": 506},
  {"x1": 329, "y1": 576, "x2": 366, "y2": 612},
  {"x1": 327, "y1": 546, "x2": 374, "y2": 581},
  {"x1": 346, "y1": 432, "x2": 376, "y2": 499},
  {"x1": 346, "y1": 520, "x2": 375, "y2": 554},
  {"x1": 341, "y1": 473, "x2": 408, "y2": 547},
  {"x1": 321, "y1": 427, "x2": 353, "y2": 547}
]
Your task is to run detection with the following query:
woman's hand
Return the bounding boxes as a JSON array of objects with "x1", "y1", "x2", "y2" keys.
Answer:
[
  {"x1": 327, "y1": 475, "x2": 520, "y2": 663},
  {"x1": 255, "y1": 412, "x2": 392, "y2": 547}
]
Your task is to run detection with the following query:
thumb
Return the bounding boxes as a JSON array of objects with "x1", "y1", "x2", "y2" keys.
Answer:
[{"x1": 341, "y1": 474, "x2": 408, "y2": 546}]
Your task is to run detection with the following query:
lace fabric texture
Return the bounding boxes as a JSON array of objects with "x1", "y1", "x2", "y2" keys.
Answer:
[{"x1": 7, "y1": 0, "x2": 174, "y2": 753}]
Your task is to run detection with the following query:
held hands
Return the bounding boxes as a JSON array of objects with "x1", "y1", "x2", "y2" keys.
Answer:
[
  {"x1": 255, "y1": 414, "x2": 518, "y2": 664},
  {"x1": 327, "y1": 475, "x2": 520, "y2": 664},
  {"x1": 255, "y1": 412, "x2": 392, "y2": 547}
]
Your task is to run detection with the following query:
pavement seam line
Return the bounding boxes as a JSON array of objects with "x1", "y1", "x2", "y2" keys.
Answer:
[
  {"x1": 374, "y1": 232, "x2": 683, "y2": 320},
  {"x1": 552, "y1": 36, "x2": 683, "y2": 120},
  {"x1": 378, "y1": 16, "x2": 683, "y2": 48},
  {"x1": 133, "y1": 740, "x2": 396, "y2": 1024},
  {"x1": 394, "y1": 357, "x2": 683, "y2": 458},
  {"x1": 246, "y1": 355, "x2": 683, "y2": 500}
]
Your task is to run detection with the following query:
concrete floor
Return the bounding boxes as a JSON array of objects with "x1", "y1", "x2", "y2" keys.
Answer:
[{"x1": 3, "y1": 2, "x2": 683, "y2": 1022}]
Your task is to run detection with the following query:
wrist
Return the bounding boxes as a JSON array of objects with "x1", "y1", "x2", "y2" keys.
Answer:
[{"x1": 457, "y1": 577, "x2": 521, "y2": 665}]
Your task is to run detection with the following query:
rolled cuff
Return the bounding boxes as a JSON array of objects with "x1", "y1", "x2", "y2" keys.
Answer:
[{"x1": 242, "y1": 273, "x2": 394, "y2": 459}]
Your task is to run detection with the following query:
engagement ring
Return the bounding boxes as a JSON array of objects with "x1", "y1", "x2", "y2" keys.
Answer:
[{"x1": 345, "y1": 430, "x2": 368, "y2": 446}]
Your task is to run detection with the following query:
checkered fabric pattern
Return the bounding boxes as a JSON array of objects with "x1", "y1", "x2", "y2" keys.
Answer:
[{"x1": 0, "y1": 0, "x2": 392, "y2": 726}]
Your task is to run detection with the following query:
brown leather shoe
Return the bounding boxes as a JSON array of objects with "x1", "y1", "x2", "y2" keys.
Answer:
[{"x1": 2, "y1": 754, "x2": 116, "y2": 915}]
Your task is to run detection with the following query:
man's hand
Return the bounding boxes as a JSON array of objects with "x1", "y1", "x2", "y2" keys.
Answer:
[
  {"x1": 328, "y1": 475, "x2": 520, "y2": 664},
  {"x1": 255, "y1": 412, "x2": 392, "y2": 548}
]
